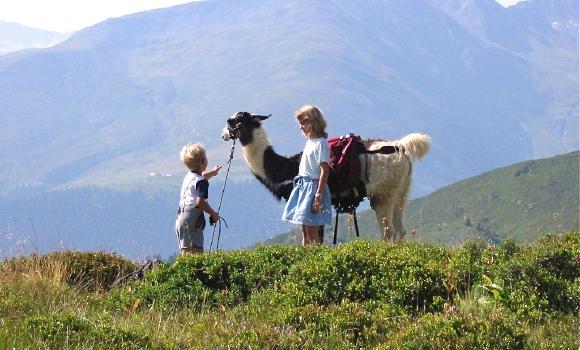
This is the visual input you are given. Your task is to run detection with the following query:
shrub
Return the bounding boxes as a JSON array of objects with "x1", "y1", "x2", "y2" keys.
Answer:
[
  {"x1": 378, "y1": 309, "x2": 527, "y2": 349},
  {"x1": 525, "y1": 314, "x2": 580, "y2": 349},
  {"x1": 271, "y1": 301, "x2": 406, "y2": 347},
  {"x1": 277, "y1": 240, "x2": 449, "y2": 312},
  {"x1": 176, "y1": 308, "x2": 350, "y2": 350},
  {"x1": 0, "y1": 251, "x2": 137, "y2": 291},
  {"x1": 494, "y1": 232, "x2": 580, "y2": 318},
  {"x1": 495, "y1": 238, "x2": 520, "y2": 261},
  {"x1": 445, "y1": 239, "x2": 491, "y2": 295},
  {"x1": 23, "y1": 313, "x2": 158, "y2": 349},
  {"x1": 109, "y1": 245, "x2": 316, "y2": 310}
]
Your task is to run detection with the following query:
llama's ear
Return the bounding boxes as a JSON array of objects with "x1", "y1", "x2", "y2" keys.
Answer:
[{"x1": 252, "y1": 114, "x2": 271, "y2": 121}]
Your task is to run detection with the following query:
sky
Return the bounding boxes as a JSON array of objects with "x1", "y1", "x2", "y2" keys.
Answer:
[{"x1": 0, "y1": 0, "x2": 526, "y2": 33}]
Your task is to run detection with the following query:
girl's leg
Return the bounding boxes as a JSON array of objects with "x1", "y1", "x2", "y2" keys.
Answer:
[
  {"x1": 301, "y1": 225, "x2": 309, "y2": 246},
  {"x1": 181, "y1": 246, "x2": 203, "y2": 254},
  {"x1": 303, "y1": 225, "x2": 323, "y2": 245}
]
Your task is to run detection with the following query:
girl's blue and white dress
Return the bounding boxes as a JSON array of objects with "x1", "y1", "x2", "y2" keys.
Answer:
[{"x1": 282, "y1": 137, "x2": 332, "y2": 226}]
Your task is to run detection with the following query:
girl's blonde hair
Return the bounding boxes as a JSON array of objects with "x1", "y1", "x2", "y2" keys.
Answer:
[
  {"x1": 180, "y1": 142, "x2": 207, "y2": 173},
  {"x1": 295, "y1": 105, "x2": 328, "y2": 138}
]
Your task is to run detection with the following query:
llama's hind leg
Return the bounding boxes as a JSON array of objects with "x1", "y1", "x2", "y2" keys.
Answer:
[
  {"x1": 370, "y1": 196, "x2": 396, "y2": 242},
  {"x1": 392, "y1": 195, "x2": 406, "y2": 242},
  {"x1": 393, "y1": 173, "x2": 412, "y2": 242}
]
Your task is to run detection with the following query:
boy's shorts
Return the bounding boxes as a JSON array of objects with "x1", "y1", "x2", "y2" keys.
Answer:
[{"x1": 175, "y1": 206, "x2": 205, "y2": 250}]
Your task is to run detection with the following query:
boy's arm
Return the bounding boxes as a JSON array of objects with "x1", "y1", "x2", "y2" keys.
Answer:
[
  {"x1": 196, "y1": 197, "x2": 220, "y2": 223},
  {"x1": 203, "y1": 165, "x2": 222, "y2": 180}
]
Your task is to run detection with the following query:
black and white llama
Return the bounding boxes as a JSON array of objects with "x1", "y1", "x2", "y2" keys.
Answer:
[{"x1": 221, "y1": 112, "x2": 431, "y2": 242}]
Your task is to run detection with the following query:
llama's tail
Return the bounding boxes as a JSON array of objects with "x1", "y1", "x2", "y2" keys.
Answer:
[{"x1": 397, "y1": 133, "x2": 431, "y2": 161}]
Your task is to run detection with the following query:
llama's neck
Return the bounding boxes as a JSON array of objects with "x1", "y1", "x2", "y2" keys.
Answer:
[
  {"x1": 241, "y1": 127, "x2": 271, "y2": 180},
  {"x1": 241, "y1": 127, "x2": 301, "y2": 201}
]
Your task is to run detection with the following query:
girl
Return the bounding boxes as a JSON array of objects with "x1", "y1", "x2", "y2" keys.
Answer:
[{"x1": 282, "y1": 105, "x2": 332, "y2": 245}]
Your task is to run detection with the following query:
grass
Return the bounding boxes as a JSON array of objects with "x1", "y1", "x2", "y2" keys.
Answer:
[{"x1": 0, "y1": 232, "x2": 578, "y2": 349}]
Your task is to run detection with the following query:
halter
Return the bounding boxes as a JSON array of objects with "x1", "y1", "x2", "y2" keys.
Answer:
[{"x1": 227, "y1": 122, "x2": 242, "y2": 140}]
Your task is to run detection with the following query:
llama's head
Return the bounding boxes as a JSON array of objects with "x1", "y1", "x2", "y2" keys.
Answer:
[{"x1": 221, "y1": 112, "x2": 270, "y2": 146}]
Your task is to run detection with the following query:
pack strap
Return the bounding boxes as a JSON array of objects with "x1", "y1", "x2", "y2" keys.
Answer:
[{"x1": 363, "y1": 145, "x2": 401, "y2": 155}]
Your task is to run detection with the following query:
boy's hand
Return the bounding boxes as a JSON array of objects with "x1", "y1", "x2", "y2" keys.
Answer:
[
  {"x1": 204, "y1": 165, "x2": 222, "y2": 180},
  {"x1": 209, "y1": 212, "x2": 220, "y2": 225}
]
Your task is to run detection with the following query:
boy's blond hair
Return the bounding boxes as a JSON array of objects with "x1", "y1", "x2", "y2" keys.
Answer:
[
  {"x1": 295, "y1": 105, "x2": 328, "y2": 138},
  {"x1": 180, "y1": 142, "x2": 207, "y2": 173}
]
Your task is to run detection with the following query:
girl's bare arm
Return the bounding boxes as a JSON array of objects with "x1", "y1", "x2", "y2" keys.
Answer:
[{"x1": 312, "y1": 162, "x2": 329, "y2": 213}]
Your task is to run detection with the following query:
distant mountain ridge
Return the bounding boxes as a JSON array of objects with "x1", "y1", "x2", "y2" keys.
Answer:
[
  {"x1": 264, "y1": 151, "x2": 579, "y2": 246},
  {"x1": 0, "y1": 21, "x2": 71, "y2": 55},
  {"x1": 0, "y1": 0, "x2": 577, "y2": 197},
  {"x1": 0, "y1": 179, "x2": 292, "y2": 259}
]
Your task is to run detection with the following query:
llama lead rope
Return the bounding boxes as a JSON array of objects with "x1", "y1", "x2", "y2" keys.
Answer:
[{"x1": 209, "y1": 139, "x2": 236, "y2": 252}]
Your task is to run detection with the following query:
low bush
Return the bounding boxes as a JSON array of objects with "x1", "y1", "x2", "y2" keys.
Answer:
[
  {"x1": 1, "y1": 235, "x2": 578, "y2": 348},
  {"x1": 23, "y1": 313, "x2": 157, "y2": 349},
  {"x1": 176, "y1": 310, "x2": 350, "y2": 350},
  {"x1": 494, "y1": 232, "x2": 580, "y2": 319},
  {"x1": 0, "y1": 251, "x2": 137, "y2": 291},
  {"x1": 525, "y1": 314, "x2": 579, "y2": 349},
  {"x1": 277, "y1": 240, "x2": 449, "y2": 312},
  {"x1": 109, "y1": 245, "x2": 317, "y2": 310},
  {"x1": 445, "y1": 239, "x2": 492, "y2": 295},
  {"x1": 378, "y1": 308, "x2": 527, "y2": 349},
  {"x1": 271, "y1": 301, "x2": 406, "y2": 347}
]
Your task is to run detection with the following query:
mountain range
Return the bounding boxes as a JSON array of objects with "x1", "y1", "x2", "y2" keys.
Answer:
[
  {"x1": 0, "y1": 0, "x2": 577, "y2": 258},
  {"x1": 0, "y1": 21, "x2": 71, "y2": 56},
  {"x1": 0, "y1": 0, "x2": 577, "y2": 196}
]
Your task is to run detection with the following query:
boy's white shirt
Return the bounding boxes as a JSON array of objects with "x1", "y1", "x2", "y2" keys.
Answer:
[
  {"x1": 298, "y1": 137, "x2": 329, "y2": 179},
  {"x1": 179, "y1": 172, "x2": 204, "y2": 207}
]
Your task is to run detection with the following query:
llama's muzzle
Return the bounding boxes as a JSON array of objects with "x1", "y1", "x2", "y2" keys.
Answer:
[{"x1": 221, "y1": 126, "x2": 232, "y2": 141}]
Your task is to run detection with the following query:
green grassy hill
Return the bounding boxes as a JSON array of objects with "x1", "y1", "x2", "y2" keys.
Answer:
[
  {"x1": 1, "y1": 234, "x2": 578, "y2": 349},
  {"x1": 265, "y1": 151, "x2": 579, "y2": 246}
]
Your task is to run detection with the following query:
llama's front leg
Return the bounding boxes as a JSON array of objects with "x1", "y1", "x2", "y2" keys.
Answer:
[{"x1": 370, "y1": 196, "x2": 395, "y2": 242}]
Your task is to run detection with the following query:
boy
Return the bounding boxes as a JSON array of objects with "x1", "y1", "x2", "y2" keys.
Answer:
[{"x1": 175, "y1": 142, "x2": 221, "y2": 254}]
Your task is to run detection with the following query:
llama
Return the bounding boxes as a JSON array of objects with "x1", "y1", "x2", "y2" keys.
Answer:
[{"x1": 221, "y1": 112, "x2": 431, "y2": 242}]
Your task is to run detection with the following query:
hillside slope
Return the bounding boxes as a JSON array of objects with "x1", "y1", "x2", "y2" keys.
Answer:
[
  {"x1": 265, "y1": 151, "x2": 579, "y2": 246},
  {"x1": 404, "y1": 150, "x2": 579, "y2": 244}
]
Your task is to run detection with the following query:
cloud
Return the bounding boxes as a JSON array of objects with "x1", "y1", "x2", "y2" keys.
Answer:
[
  {"x1": 495, "y1": 0, "x2": 526, "y2": 8},
  {"x1": 0, "y1": 0, "x2": 197, "y2": 32}
]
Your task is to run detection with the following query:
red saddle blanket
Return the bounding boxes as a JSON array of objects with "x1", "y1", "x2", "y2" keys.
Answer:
[{"x1": 327, "y1": 134, "x2": 366, "y2": 213}]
